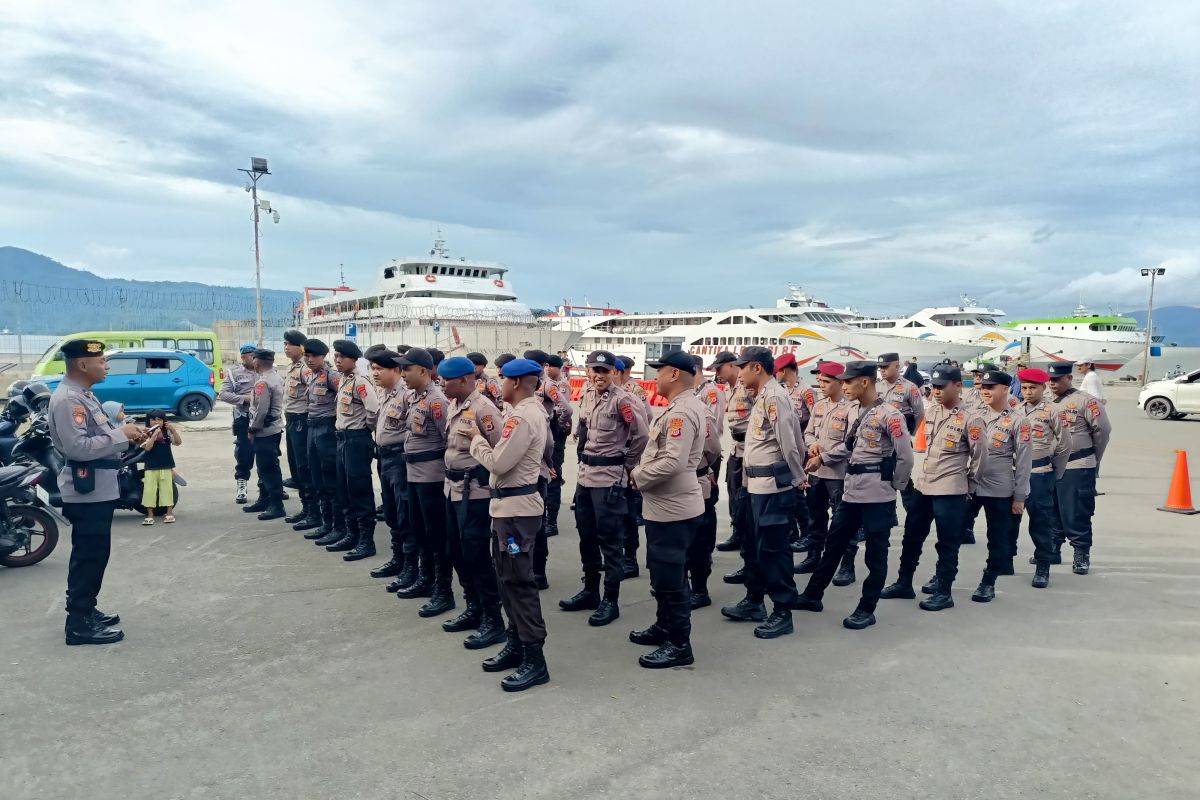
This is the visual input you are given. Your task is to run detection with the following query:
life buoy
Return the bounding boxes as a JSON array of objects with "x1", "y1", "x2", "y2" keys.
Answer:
[
  {"x1": 494, "y1": 279, "x2": 504, "y2": 288},
  {"x1": 425, "y1": 274, "x2": 437, "y2": 283}
]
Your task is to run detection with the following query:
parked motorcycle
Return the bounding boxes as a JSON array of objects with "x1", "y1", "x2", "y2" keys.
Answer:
[{"x1": 0, "y1": 461, "x2": 59, "y2": 568}]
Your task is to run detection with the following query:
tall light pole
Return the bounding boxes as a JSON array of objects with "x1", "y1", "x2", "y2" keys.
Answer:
[
  {"x1": 1139, "y1": 266, "x2": 1165, "y2": 385},
  {"x1": 238, "y1": 157, "x2": 270, "y2": 345}
]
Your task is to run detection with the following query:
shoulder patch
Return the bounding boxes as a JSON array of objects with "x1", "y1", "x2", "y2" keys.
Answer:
[
  {"x1": 968, "y1": 424, "x2": 982, "y2": 441},
  {"x1": 431, "y1": 401, "x2": 443, "y2": 419},
  {"x1": 766, "y1": 400, "x2": 778, "y2": 423},
  {"x1": 502, "y1": 417, "x2": 521, "y2": 439},
  {"x1": 357, "y1": 383, "x2": 368, "y2": 399},
  {"x1": 887, "y1": 415, "x2": 904, "y2": 440},
  {"x1": 72, "y1": 405, "x2": 87, "y2": 426},
  {"x1": 1086, "y1": 399, "x2": 1101, "y2": 416},
  {"x1": 1019, "y1": 421, "x2": 1031, "y2": 443},
  {"x1": 302, "y1": 368, "x2": 312, "y2": 378},
  {"x1": 547, "y1": 384, "x2": 560, "y2": 402},
  {"x1": 481, "y1": 415, "x2": 496, "y2": 433},
  {"x1": 668, "y1": 416, "x2": 684, "y2": 438},
  {"x1": 707, "y1": 389, "x2": 718, "y2": 405},
  {"x1": 619, "y1": 399, "x2": 634, "y2": 424},
  {"x1": 254, "y1": 383, "x2": 265, "y2": 396}
]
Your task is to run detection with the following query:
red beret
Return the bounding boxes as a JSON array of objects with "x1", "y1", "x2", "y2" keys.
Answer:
[
  {"x1": 1017, "y1": 367, "x2": 1049, "y2": 383},
  {"x1": 773, "y1": 353, "x2": 798, "y2": 373},
  {"x1": 817, "y1": 361, "x2": 845, "y2": 377}
]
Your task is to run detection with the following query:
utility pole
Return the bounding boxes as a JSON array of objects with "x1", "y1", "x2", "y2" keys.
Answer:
[
  {"x1": 237, "y1": 157, "x2": 271, "y2": 346},
  {"x1": 1139, "y1": 266, "x2": 1166, "y2": 385}
]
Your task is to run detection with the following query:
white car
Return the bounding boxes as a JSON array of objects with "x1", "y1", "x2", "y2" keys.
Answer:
[{"x1": 1138, "y1": 368, "x2": 1200, "y2": 420}]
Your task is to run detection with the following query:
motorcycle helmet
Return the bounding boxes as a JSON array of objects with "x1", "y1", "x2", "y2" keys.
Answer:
[
  {"x1": 4, "y1": 394, "x2": 31, "y2": 423},
  {"x1": 6, "y1": 380, "x2": 29, "y2": 400},
  {"x1": 21, "y1": 382, "x2": 51, "y2": 413}
]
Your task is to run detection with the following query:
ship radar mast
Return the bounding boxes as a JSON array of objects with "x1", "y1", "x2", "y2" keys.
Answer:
[{"x1": 430, "y1": 228, "x2": 449, "y2": 259}]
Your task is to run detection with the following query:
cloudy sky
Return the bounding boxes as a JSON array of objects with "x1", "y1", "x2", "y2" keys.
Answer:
[{"x1": 1, "y1": 1, "x2": 1197, "y2": 317}]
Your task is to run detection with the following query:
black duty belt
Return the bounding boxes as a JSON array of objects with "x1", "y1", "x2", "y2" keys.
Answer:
[
  {"x1": 378, "y1": 443, "x2": 405, "y2": 458},
  {"x1": 68, "y1": 458, "x2": 121, "y2": 470},
  {"x1": 1068, "y1": 447, "x2": 1095, "y2": 461},
  {"x1": 309, "y1": 416, "x2": 335, "y2": 427},
  {"x1": 1031, "y1": 456, "x2": 1053, "y2": 469},
  {"x1": 731, "y1": 432, "x2": 746, "y2": 443},
  {"x1": 581, "y1": 453, "x2": 624, "y2": 467},
  {"x1": 405, "y1": 448, "x2": 446, "y2": 464},
  {"x1": 446, "y1": 465, "x2": 490, "y2": 484},
  {"x1": 490, "y1": 483, "x2": 539, "y2": 499},
  {"x1": 847, "y1": 463, "x2": 883, "y2": 475},
  {"x1": 744, "y1": 464, "x2": 782, "y2": 478},
  {"x1": 335, "y1": 428, "x2": 371, "y2": 440},
  {"x1": 286, "y1": 411, "x2": 308, "y2": 420}
]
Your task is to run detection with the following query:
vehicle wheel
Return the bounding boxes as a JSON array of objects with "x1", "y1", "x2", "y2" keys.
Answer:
[
  {"x1": 0, "y1": 505, "x2": 59, "y2": 568},
  {"x1": 178, "y1": 394, "x2": 211, "y2": 421},
  {"x1": 1144, "y1": 396, "x2": 1174, "y2": 420}
]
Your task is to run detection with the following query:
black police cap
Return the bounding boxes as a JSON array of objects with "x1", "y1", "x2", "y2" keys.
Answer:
[
  {"x1": 973, "y1": 361, "x2": 999, "y2": 373},
  {"x1": 302, "y1": 338, "x2": 329, "y2": 356},
  {"x1": 621, "y1": 355, "x2": 636, "y2": 369},
  {"x1": 585, "y1": 350, "x2": 618, "y2": 369},
  {"x1": 396, "y1": 344, "x2": 412, "y2": 354},
  {"x1": 647, "y1": 350, "x2": 697, "y2": 375},
  {"x1": 254, "y1": 348, "x2": 275, "y2": 362},
  {"x1": 522, "y1": 349, "x2": 551, "y2": 365},
  {"x1": 333, "y1": 339, "x2": 362, "y2": 359},
  {"x1": 397, "y1": 347, "x2": 435, "y2": 370},
  {"x1": 710, "y1": 351, "x2": 737, "y2": 367},
  {"x1": 979, "y1": 370, "x2": 1012, "y2": 386},
  {"x1": 466, "y1": 352, "x2": 488, "y2": 366},
  {"x1": 60, "y1": 339, "x2": 105, "y2": 359},
  {"x1": 367, "y1": 349, "x2": 404, "y2": 368},
  {"x1": 877, "y1": 352, "x2": 899, "y2": 364},
  {"x1": 425, "y1": 348, "x2": 444, "y2": 365},
  {"x1": 1047, "y1": 362, "x2": 1075, "y2": 378},
  {"x1": 835, "y1": 360, "x2": 878, "y2": 381},
  {"x1": 732, "y1": 345, "x2": 774, "y2": 371},
  {"x1": 930, "y1": 365, "x2": 962, "y2": 386},
  {"x1": 283, "y1": 329, "x2": 308, "y2": 346}
]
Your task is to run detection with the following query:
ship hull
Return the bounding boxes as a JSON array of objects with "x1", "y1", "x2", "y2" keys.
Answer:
[{"x1": 303, "y1": 317, "x2": 580, "y2": 360}]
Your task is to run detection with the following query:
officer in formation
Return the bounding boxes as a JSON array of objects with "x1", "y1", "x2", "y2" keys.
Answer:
[
  {"x1": 218, "y1": 344, "x2": 258, "y2": 504},
  {"x1": 1047, "y1": 361, "x2": 1111, "y2": 575},
  {"x1": 281, "y1": 330, "x2": 317, "y2": 529},
  {"x1": 798, "y1": 361, "x2": 851, "y2": 575},
  {"x1": 329, "y1": 339, "x2": 379, "y2": 558},
  {"x1": 368, "y1": 348, "x2": 420, "y2": 591},
  {"x1": 243, "y1": 349, "x2": 287, "y2": 521},
  {"x1": 684, "y1": 354, "x2": 725, "y2": 609},
  {"x1": 525, "y1": 349, "x2": 572, "y2": 585},
  {"x1": 1016, "y1": 368, "x2": 1070, "y2": 587},
  {"x1": 713, "y1": 351, "x2": 751, "y2": 558},
  {"x1": 468, "y1": 352, "x2": 504, "y2": 408},
  {"x1": 615, "y1": 355, "x2": 651, "y2": 577},
  {"x1": 49, "y1": 339, "x2": 148, "y2": 645},
  {"x1": 543, "y1": 353, "x2": 573, "y2": 538},
  {"x1": 297, "y1": 339, "x2": 340, "y2": 540},
  {"x1": 773, "y1": 353, "x2": 815, "y2": 553}
]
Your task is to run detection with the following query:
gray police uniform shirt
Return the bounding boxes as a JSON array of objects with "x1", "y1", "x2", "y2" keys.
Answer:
[
  {"x1": 284, "y1": 359, "x2": 311, "y2": 415},
  {"x1": 743, "y1": 379, "x2": 807, "y2": 495},
  {"x1": 915, "y1": 402, "x2": 982, "y2": 496},
  {"x1": 48, "y1": 377, "x2": 129, "y2": 503},
  {"x1": 725, "y1": 380, "x2": 752, "y2": 459},
  {"x1": 695, "y1": 376, "x2": 726, "y2": 437},
  {"x1": 445, "y1": 390, "x2": 503, "y2": 502},
  {"x1": 218, "y1": 364, "x2": 256, "y2": 419},
  {"x1": 470, "y1": 396, "x2": 548, "y2": 520},
  {"x1": 375, "y1": 387, "x2": 410, "y2": 449},
  {"x1": 878, "y1": 375, "x2": 926, "y2": 433},
  {"x1": 1050, "y1": 388, "x2": 1112, "y2": 470},
  {"x1": 1022, "y1": 398, "x2": 1071, "y2": 478},
  {"x1": 578, "y1": 385, "x2": 649, "y2": 489},
  {"x1": 405, "y1": 384, "x2": 449, "y2": 483},
  {"x1": 820, "y1": 400, "x2": 915, "y2": 504},
  {"x1": 632, "y1": 391, "x2": 705, "y2": 522},
  {"x1": 804, "y1": 395, "x2": 853, "y2": 481},
  {"x1": 970, "y1": 406, "x2": 1032, "y2": 501},
  {"x1": 305, "y1": 365, "x2": 340, "y2": 419},
  {"x1": 335, "y1": 371, "x2": 380, "y2": 431},
  {"x1": 249, "y1": 370, "x2": 285, "y2": 436}
]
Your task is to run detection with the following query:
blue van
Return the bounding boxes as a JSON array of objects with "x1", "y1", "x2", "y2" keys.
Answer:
[{"x1": 43, "y1": 349, "x2": 216, "y2": 421}]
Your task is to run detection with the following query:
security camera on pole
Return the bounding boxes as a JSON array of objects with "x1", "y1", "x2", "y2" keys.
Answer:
[{"x1": 237, "y1": 157, "x2": 280, "y2": 346}]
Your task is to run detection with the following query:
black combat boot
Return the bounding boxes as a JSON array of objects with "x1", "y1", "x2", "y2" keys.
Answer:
[
  {"x1": 1032, "y1": 564, "x2": 1050, "y2": 588},
  {"x1": 919, "y1": 592, "x2": 955, "y2": 611},
  {"x1": 285, "y1": 498, "x2": 309, "y2": 524},
  {"x1": 831, "y1": 551, "x2": 856, "y2": 586},
  {"x1": 293, "y1": 505, "x2": 323, "y2": 532},
  {"x1": 793, "y1": 547, "x2": 821, "y2": 574},
  {"x1": 325, "y1": 526, "x2": 359, "y2": 553},
  {"x1": 396, "y1": 554, "x2": 434, "y2": 599},
  {"x1": 304, "y1": 502, "x2": 333, "y2": 539},
  {"x1": 387, "y1": 552, "x2": 417, "y2": 591},
  {"x1": 715, "y1": 532, "x2": 741, "y2": 552},
  {"x1": 639, "y1": 642, "x2": 694, "y2": 669},
  {"x1": 688, "y1": 591, "x2": 712, "y2": 610},
  {"x1": 65, "y1": 615, "x2": 124, "y2": 646},
  {"x1": 257, "y1": 496, "x2": 286, "y2": 521},
  {"x1": 629, "y1": 623, "x2": 669, "y2": 646},
  {"x1": 370, "y1": 555, "x2": 403, "y2": 579},
  {"x1": 243, "y1": 495, "x2": 268, "y2": 513},
  {"x1": 534, "y1": 575, "x2": 549, "y2": 591},
  {"x1": 588, "y1": 589, "x2": 620, "y2": 627},
  {"x1": 971, "y1": 577, "x2": 996, "y2": 603},
  {"x1": 720, "y1": 595, "x2": 767, "y2": 622},
  {"x1": 843, "y1": 608, "x2": 876, "y2": 630},
  {"x1": 282, "y1": 477, "x2": 298, "y2": 489},
  {"x1": 880, "y1": 574, "x2": 917, "y2": 600},
  {"x1": 559, "y1": 577, "x2": 601, "y2": 611},
  {"x1": 343, "y1": 527, "x2": 376, "y2": 562},
  {"x1": 791, "y1": 533, "x2": 815, "y2": 553},
  {"x1": 465, "y1": 610, "x2": 507, "y2": 650},
  {"x1": 314, "y1": 508, "x2": 347, "y2": 546},
  {"x1": 1073, "y1": 547, "x2": 1090, "y2": 575},
  {"x1": 753, "y1": 607, "x2": 794, "y2": 639},
  {"x1": 921, "y1": 575, "x2": 941, "y2": 595},
  {"x1": 791, "y1": 594, "x2": 823, "y2": 613},
  {"x1": 722, "y1": 565, "x2": 746, "y2": 584},
  {"x1": 93, "y1": 609, "x2": 120, "y2": 627},
  {"x1": 481, "y1": 627, "x2": 523, "y2": 672},
  {"x1": 500, "y1": 640, "x2": 549, "y2": 692},
  {"x1": 442, "y1": 602, "x2": 482, "y2": 633},
  {"x1": 419, "y1": 565, "x2": 457, "y2": 617}
]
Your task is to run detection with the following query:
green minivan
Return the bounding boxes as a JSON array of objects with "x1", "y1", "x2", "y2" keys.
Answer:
[{"x1": 31, "y1": 331, "x2": 221, "y2": 377}]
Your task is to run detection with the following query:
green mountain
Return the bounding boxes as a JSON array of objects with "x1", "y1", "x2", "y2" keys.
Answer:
[{"x1": 0, "y1": 247, "x2": 301, "y2": 334}]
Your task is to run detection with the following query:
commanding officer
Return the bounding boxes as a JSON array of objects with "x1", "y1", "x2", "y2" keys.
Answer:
[
  {"x1": 561, "y1": 350, "x2": 649, "y2": 627},
  {"x1": 439, "y1": 356, "x2": 507, "y2": 648},
  {"x1": 398, "y1": 347, "x2": 455, "y2": 616},
  {"x1": 543, "y1": 354, "x2": 573, "y2": 537},
  {"x1": 798, "y1": 361, "x2": 849, "y2": 575},
  {"x1": 685, "y1": 354, "x2": 725, "y2": 609},
  {"x1": 877, "y1": 352, "x2": 926, "y2": 435},
  {"x1": 1048, "y1": 362, "x2": 1111, "y2": 575},
  {"x1": 298, "y1": 339, "x2": 340, "y2": 540},
  {"x1": 720, "y1": 346, "x2": 806, "y2": 639},
  {"x1": 794, "y1": 361, "x2": 914, "y2": 630},
  {"x1": 281, "y1": 330, "x2": 315, "y2": 527},
  {"x1": 328, "y1": 339, "x2": 379, "y2": 558},
  {"x1": 245, "y1": 349, "x2": 287, "y2": 521},
  {"x1": 218, "y1": 344, "x2": 258, "y2": 503},
  {"x1": 367, "y1": 349, "x2": 417, "y2": 586},
  {"x1": 49, "y1": 339, "x2": 147, "y2": 645},
  {"x1": 629, "y1": 350, "x2": 706, "y2": 668},
  {"x1": 1018, "y1": 367, "x2": 1071, "y2": 587},
  {"x1": 880, "y1": 365, "x2": 981, "y2": 611},
  {"x1": 469, "y1": 352, "x2": 504, "y2": 409},
  {"x1": 714, "y1": 351, "x2": 751, "y2": 556},
  {"x1": 968, "y1": 370, "x2": 1032, "y2": 602},
  {"x1": 469, "y1": 358, "x2": 551, "y2": 692}
]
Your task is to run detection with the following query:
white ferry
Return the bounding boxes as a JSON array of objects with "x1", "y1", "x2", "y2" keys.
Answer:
[
  {"x1": 558, "y1": 286, "x2": 990, "y2": 375},
  {"x1": 301, "y1": 237, "x2": 580, "y2": 358}
]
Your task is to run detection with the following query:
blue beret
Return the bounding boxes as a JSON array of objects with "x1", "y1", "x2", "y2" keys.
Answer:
[
  {"x1": 239, "y1": 344, "x2": 257, "y2": 354},
  {"x1": 500, "y1": 358, "x2": 543, "y2": 378},
  {"x1": 438, "y1": 356, "x2": 475, "y2": 380},
  {"x1": 613, "y1": 358, "x2": 625, "y2": 371}
]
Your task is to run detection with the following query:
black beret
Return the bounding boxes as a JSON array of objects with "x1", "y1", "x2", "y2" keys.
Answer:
[
  {"x1": 366, "y1": 349, "x2": 404, "y2": 368},
  {"x1": 546, "y1": 354, "x2": 564, "y2": 368},
  {"x1": 363, "y1": 343, "x2": 387, "y2": 357},
  {"x1": 254, "y1": 348, "x2": 275, "y2": 362},
  {"x1": 397, "y1": 347, "x2": 435, "y2": 370},
  {"x1": 60, "y1": 339, "x2": 105, "y2": 359},
  {"x1": 692, "y1": 354, "x2": 705, "y2": 369},
  {"x1": 302, "y1": 338, "x2": 329, "y2": 356},
  {"x1": 466, "y1": 352, "x2": 488, "y2": 366},
  {"x1": 396, "y1": 344, "x2": 412, "y2": 354},
  {"x1": 426, "y1": 348, "x2": 445, "y2": 365},
  {"x1": 522, "y1": 349, "x2": 551, "y2": 365},
  {"x1": 333, "y1": 339, "x2": 362, "y2": 359},
  {"x1": 283, "y1": 329, "x2": 308, "y2": 346},
  {"x1": 494, "y1": 353, "x2": 517, "y2": 369}
]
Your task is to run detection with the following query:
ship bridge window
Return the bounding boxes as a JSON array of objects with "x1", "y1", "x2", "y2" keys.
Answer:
[{"x1": 904, "y1": 321, "x2": 926, "y2": 328}]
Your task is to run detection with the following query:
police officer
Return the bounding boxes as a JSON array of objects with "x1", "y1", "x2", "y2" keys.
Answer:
[
  {"x1": 877, "y1": 352, "x2": 926, "y2": 435},
  {"x1": 794, "y1": 361, "x2": 915, "y2": 629},
  {"x1": 218, "y1": 344, "x2": 258, "y2": 503},
  {"x1": 468, "y1": 358, "x2": 551, "y2": 692},
  {"x1": 561, "y1": 350, "x2": 649, "y2": 627},
  {"x1": 774, "y1": 353, "x2": 815, "y2": 552},
  {"x1": 798, "y1": 361, "x2": 849, "y2": 574},
  {"x1": 398, "y1": 347, "x2": 455, "y2": 616},
  {"x1": 281, "y1": 330, "x2": 315, "y2": 527},
  {"x1": 880, "y1": 365, "x2": 981, "y2": 610},
  {"x1": 685, "y1": 354, "x2": 725, "y2": 609},
  {"x1": 49, "y1": 339, "x2": 148, "y2": 645},
  {"x1": 440, "y1": 356, "x2": 507, "y2": 648},
  {"x1": 298, "y1": 339, "x2": 341, "y2": 540},
  {"x1": 629, "y1": 350, "x2": 707, "y2": 668},
  {"x1": 720, "y1": 346, "x2": 807, "y2": 639},
  {"x1": 1048, "y1": 362, "x2": 1111, "y2": 575},
  {"x1": 615, "y1": 356, "x2": 651, "y2": 576},
  {"x1": 468, "y1": 352, "x2": 504, "y2": 409},
  {"x1": 544, "y1": 354, "x2": 573, "y2": 537},
  {"x1": 713, "y1": 351, "x2": 750, "y2": 555},
  {"x1": 524, "y1": 349, "x2": 571, "y2": 581},
  {"x1": 244, "y1": 349, "x2": 287, "y2": 521},
  {"x1": 1017, "y1": 368, "x2": 1071, "y2": 587},
  {"x1": 329, "y1": 339, "x2": 379, "y2": 558},
  {"x1": 366, "y1": 349, "x2": 417, "y2": 585},
  {"x1": 968, "y1": 370, "x2": 1032, "y2": 602}
]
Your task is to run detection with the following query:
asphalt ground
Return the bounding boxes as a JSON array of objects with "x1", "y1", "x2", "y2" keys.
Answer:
[{"x1": 2, "y1": 385, "x2": 1198, "y2": 800}]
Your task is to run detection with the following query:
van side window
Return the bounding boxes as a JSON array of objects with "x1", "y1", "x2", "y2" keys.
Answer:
[
  {"x1": 145, "y1": 358, "x2": 182, "y2": 374},
  {"x1": 106, "y1": 358, "x2": 141, "y2": 376}
]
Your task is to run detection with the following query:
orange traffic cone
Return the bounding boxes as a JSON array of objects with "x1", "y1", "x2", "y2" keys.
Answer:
[
  {"x1": 1159, "y1": 450, "x2": 1199, "y2": 515},
  {"x1": 914, "y1": 419, "x2": 927, "y2": 453}
]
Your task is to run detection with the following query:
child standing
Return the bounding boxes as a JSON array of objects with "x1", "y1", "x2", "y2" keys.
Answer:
[{"x1": 141, "y1": 410, "x2": 182, "y2": 525}]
